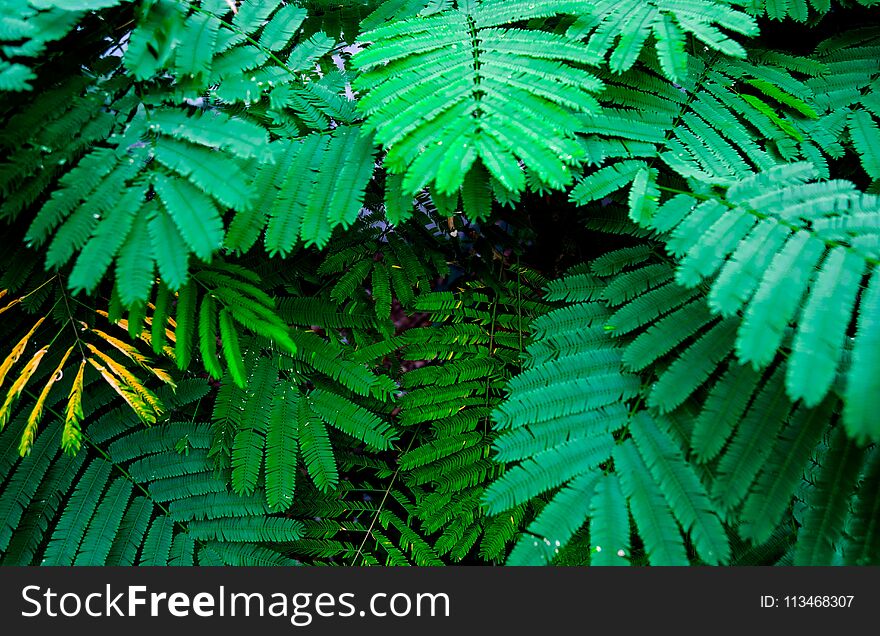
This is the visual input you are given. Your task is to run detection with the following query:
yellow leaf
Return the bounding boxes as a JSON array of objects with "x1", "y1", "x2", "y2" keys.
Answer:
[
  {"x1": 86, "y1": 357, "x2": 156, "y2": 425},
  {"x1": 90, "y1": 328, "x2": 176, "y2": 389},
  {"x1": 20, "y1": 345, "x2": 74, "y2": 456},
  {"x1": 0, "y1": 296, "x2": 21, "y2": 317},
  {"x1": 0, "y1": 345, "x2": 49, "y2": 431},
  {"x1": 87, "y1": 345, "x2": 163, "y2": 421},
  {"x1": 62, "y1": 359, "x2": 86, "y2": 455},
  {"x1": 96, "y1": 309, "x2": 164, "y2": 344},
  {"x1": 0, "y1": 316, "x2": 46, "y2": 390},
  {"x1": 90, "y1": 328, "x2": 151, "y2": 367},
  {"x1": 147, "y1": 366, "x2": 177, "y2": 389}
]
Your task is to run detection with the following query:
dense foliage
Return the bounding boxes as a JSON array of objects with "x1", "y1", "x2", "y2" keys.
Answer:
[{"x1": 0, "y1": 0, "x2": 878, "y2": 566}]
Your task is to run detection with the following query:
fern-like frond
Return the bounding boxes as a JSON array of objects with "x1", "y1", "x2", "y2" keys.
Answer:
[
  {"x1": 794, "y1": 427, "x2": 866, "y2": 565},
  {"x1": 630, "y1": 413, "x2": 730, "y2": 564},
  {"x1": 568, "y1": 0, "x2": 758, "y2": 81},
  {"x1": 354, "y1": 1, "x2": 602, "y2": 200},
  {"x1": 259, "y1": 127, "x2": 378, "y2": 253},
  {"x1": 613, "y1": 439, "x2": 689, "y2": 565},
  {"x1": 624, "y1": 162, "x2": 880, "y2": 441}
]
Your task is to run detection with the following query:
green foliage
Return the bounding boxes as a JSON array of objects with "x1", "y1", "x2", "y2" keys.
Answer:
[
  {"x1": 568, "y1": 0, "x2": 758, "y2": 81},
  {"x1": 0, "y1": 384, "x2": 297, "y2": 565},
  {"x1": 0, "y1": 0, "x2": 878, "y2": 568},
  {"x1": 487, "y1": 240, "x2": 877, "y2": 564},
  {"x1": 617, "y1": 162, "x2": 880, "y2": 443},
  {"x1": 0, "y1": 0, "x2": 107, "y2": 91},
  {"x1": 243, "y1": 126, "x2": 379, "y2": 254},
  {"x1": 353, "y1": 0, "x2": 602, "y2": 200}
]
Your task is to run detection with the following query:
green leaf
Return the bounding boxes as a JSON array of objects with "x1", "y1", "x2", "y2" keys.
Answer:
[
  {"x1": 589, "y1": 474, "x2": 630, "y2": 565},
  {"x1": 740, "y1": 400, "x2": 832, "y2": 543},
  {"x1": 43, "y1": 461, "x2": 112, "y2": 565},
  {"x1": 218, "y1": 309, "x2": 246, "y2": 388},
  {"x1": 298, "y1": 400, "x2": 337, "y2": 491},
  {"x1": 153, "y1": 173, "x2": 225, "y2": 261},
  {"x1": 630, "y1": 413, "x2": 730, "y2": 564},
  {"x1": 507, "y1": 472, "x2": 599, "y2": 566},
  {"x1": 848, "y1": 110, "x2": 880, "y2": 179},
  {"x1": 794, "y1": 428, "x2": 865, "y2": 565},
  {"x1": 153, "y1": 137, "x2": 253, "y2": 212},
  {"x1": 265, "y1": 386, "x2": 298, "y2": 511},
  {"x1": 483, "y1": 434, "x2": 615, "y2": 514},
  {"x1": 115, "y1": 213, "x2": 155, "y2": 307},
  {"x1": 308, "y1": 390, "x2": 396, "y2": 450},
  {"x1": 737, "y1": 232, "x2": 825, "y2": 369},
  {"x1": 74, "y1": 478, "x2": 133, "y2": 565},
  {"x1": 259, "y1": 4, "x2": 307, "y2": 51},
  {"x1": 613, "y1": 439, "x2": 689, "y2": 566},
  {"x1": 843, "y1": 449, "x2": 880, "y2": 566},
  {"x1": 153, "y1": 109, "x2": 268, "y2": 160},
  {"x1": 174, "y1": 281, "x2": 198, "y2": 371},
  {"x1": 146, "y1": 204, "x2": 190, "y2": 290},
  {"x1": 786, "y1": 248, "x2": 864, "y2": 407},
  {"x1": 571, "y1": 161, "x2": 647, "y2": 206},
  {"x1": 844, "y1": 269, "x2": 880, "y2": 444},
  {"x1": 173, "y1": 12, "x2": 220, "y2": 82},
  {"x1": 198, "y1": 294, "x2": 222, "y2": 380},
  {"x1": 355, "y1": 8, "x2": 599, "y2": 195}
]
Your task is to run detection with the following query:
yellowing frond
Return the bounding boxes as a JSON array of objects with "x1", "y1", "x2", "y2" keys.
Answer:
[
  {"x1": 0, "y1": 345, "x2": 49, "y2": 431},
  {"x1": 20, "y1": 345, "x2": 74, "y2": 456},
  {"x1": 87, "y1": 345, "x2": 163, "y2": 422},
  {"x1": 96, "y1": 309, "x2": 160, "y2": 345},
  {"x1": 147, "y1": 365, "x2": 177, "y2": 389},
  {"x1": 62, "y1": 359, "x2": 86, "y2": 455},
  {"x1": 86, "y1": 357, "x2": 156, "y2": 425},
  {"x1": 89, "y1": 328, "x2": 176, "y2": 389},
  {"x1": 0, "y1": 296, "x2": 21, "y2": 317},
  {"x1": 0, "y1": 316, "x2": 46, "y2": 390},
  {"x1": 91, "y1": 328, "x2": 151, "y2": 367}
]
